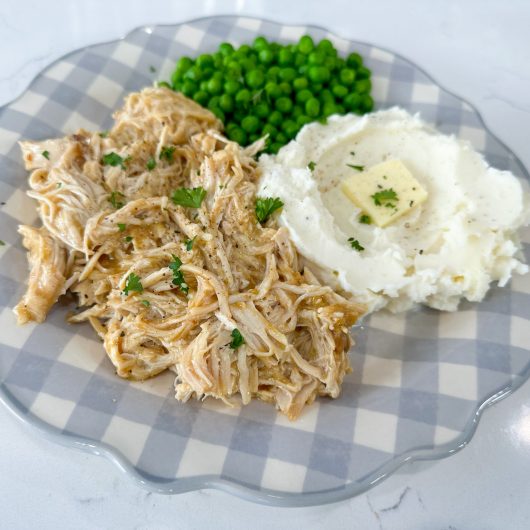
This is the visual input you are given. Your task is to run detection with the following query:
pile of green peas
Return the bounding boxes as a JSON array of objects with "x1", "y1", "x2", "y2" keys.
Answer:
[{"x1": 168, "y1": 35, "x2": 373, "y2": 154}]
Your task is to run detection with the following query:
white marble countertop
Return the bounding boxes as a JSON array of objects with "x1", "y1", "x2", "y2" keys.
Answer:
[{"x1": 1, "y1": 1, "x2": 530, "y2": 528}]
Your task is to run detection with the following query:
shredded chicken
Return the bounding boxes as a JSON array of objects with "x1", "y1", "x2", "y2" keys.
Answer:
[{"x1": 15, "y1": 87, "x2": 364, "y2": 419}]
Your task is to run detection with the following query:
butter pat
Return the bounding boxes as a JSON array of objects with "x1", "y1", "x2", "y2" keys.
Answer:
[{"x1": 341, "y1": 159, "x2": 428, "y2": 227}]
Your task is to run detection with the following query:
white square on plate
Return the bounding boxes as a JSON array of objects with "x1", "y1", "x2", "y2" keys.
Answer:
[
  {"x1": 111, "y1": 41, "x2": 143, "y2": 67},
  {"x1": 511, "y1": 315, "x2": 530, "y2": 350},
  {"x1": 57, "y1": 333, "x2": 106, "y2": 373},
  {"x1": 174, "y1": 25, "x2": 205, "y2": 50},
  {"x1": 459, "y1": 125, "x2": 487, "y2": 151},
  {"x1": 30, "y1": 392, "x2": 76, "y2": 429},
  {"x1": 236, "y1": 17, "x2": 262, "y2": 31},
  {"x1": 102, "y1": 416, "x2": 151, "y2": 465},
  {"x1": 44, "y1": 61, "x2": 75, "y2": 82},
  {"x1": 434, "y1": 425, "x2": 460, "y2": 445},
  {"x1": 353, "y1": 408, "x2": 398, "y2": 453},
  {"x1": 272, "y1": 402, "x2": 321, "y2": 433},
  {"x1": 2, "y1": 188, "x2": 39, "y2": 225},
  {"x1": 411, "y1": 82, "x2": 440, "y2": 104},
  {"x1": 438, "y1": 362, "x2": 477, "y2": 401},
  {"x1": 86, "y1": 75, "x2": 123, "y2": 109},
  {"x1": 176, "y1": 439, "x2": 228, "y2": 477},
  {"x1": 367, "y1": 310, "x2": 407, "y2": 336},
  {"x1": 279, "y1": 25, "x2": 306, "y2": 41},
  {"x1": 361, "y1": 354, "x2": 402, "y2": 388},
  {"x1": 0, "y1": 307, "x2": 36, "y2": 349},
  {"x1": 438, "y1": 310, "x2": 477, "y2": 339},
  {"x1": 10, "y1": 90, "x2": 48, "y2": 116},
  {"x1": 261, "y1": 458, "x2": 307, "y2": 492}
]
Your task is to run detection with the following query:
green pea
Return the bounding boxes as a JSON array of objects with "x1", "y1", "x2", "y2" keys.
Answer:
[
  {"x1": 294, "y1": 53, "x2": 306, "y2": 68},
  {"x1": 292, "y1": 105, "x2": 303, "y2": 118},
  {"x1": 283, "y1": 119, "x2": 299, "y2": 139},
  {"x1": 298, "y1": 65, "x2": 308, "y2": 76},
  {"x1": 305, "y1": 97, "x2": 320, "y2": 117},
  {"x1": 213, "y1": 52, "x2": 224, "y2": 68},
  {"x1": 241, "y1": 115, "x2": 260, "y2": 133},
  {"x1": 316, "y1": 39, "x2": 334, "y2": 54},
  {"x1": 320, "y1": 89, "x2": 334, "y2": 103},
  {"x1": 312, "y1": 83, "x2": 324, "y2": 93},
  {"x1": 224, "y1": 79, "x2": 241, "y2": 95},
  {"x1": 308, "y1": 66, "x2": 330, "y2": 83},
  {"x1": 246, "y1": 69, "x2": 265, "y2": 89},
  {"x1": 278, "y1": 82, "x2": 292, "y2": 95},
  {"x1": 259, "y1": 48, "x2": 274, "y2": 65},
  {"x1": 323, "y1": 101, "x2": 339, "y2": 117},
  {"x1": 264, "y1": 82, "x2": 281, "y2": 99},
  {"x1": 253, "y1": 36, "x2": 269, "y2": 50},
  {"x1": 339, "y1": 68, "x2": 356, "y2": 86},
  {"x1": 276, "y1": 132, "x2": 288, "y2": 144},
  {"x1": 278, "y1": 48, "x2": 294, "y2": 66},
  {"x1": 219, "y1": 42, "x2": 235, "y2": 56},
  {"x1": 336, "y1": 104, "x2": 346, "y2": 114},
  {"x1": 228, "y1": 126, "x2": 247, "y2": 145},
  {"x1": 324, "y1": 57, "x2": 337, "y2": 72},
  {"x1": 253, "y1": 102, "x2": 270, "y2": 118},
  {"x1": 239, "y1": 44, "x2": 252, "y2": 56},
  {"x1": 355, "y1": 79, "x2": 372, "y2": 94},
  {"x1": 276, "y1": 97, "x2": 293, "y2": 114},
  {"x1": 262, "y1": 123, "x2": 277, "y2": 138},
  {"x1": 296, "y1": 89, "x2": 312, "y2": 104},
  {"x1": 248, "y1": 133, "x2": 260, "y2": 143},
  {"x1": 269, "y1": 142, "x2": 282, "y2": 154},
  {"x1": 209, "y1": 107, "x2": 224, "y2": 122},
  {"x1": 219, "y1": 94, "x2": 234, "y2": 112},
  {"x1": 356, "y1": 66, "x2": 371, "y2": 80},
  {"x1": 157, "y1": 81, "x2": 171, "y2": 89},
  {"x1": 171, "y1": 69, "x2": 184, "y2": 87},
  {"x1": 268, "y1": 110, "x2": 283, "y2": 126},
  {"x1": 308, "y1": 51, "x2": 326, "y2": 65},
  {"x1": 332, "y1": 84, "x2": 348, "y2": 99},
  {"x1": 193, "y1": 90, "x2": 209, "y2": 106},
  {"x1": 293, "y1": 77, "x2": 309, "y2": 91},
  {"x1": 184, "y1": 67, "x2": 203, "y2": 83},
  {"x1": 176, "y1": 56, "x2": 193, "y2": 72},
  {"x1": 280, "y1": 67, "x2": 297, "y2": 82},
  {"x1": 346, "y1": 52, "x2": 363, "y2": 69},
  {"x1": 225, "y1": 63, "x2": 242, "y2": 80},
  {"x1": 196, "y1": 54, "x2": 214, "y2": 69},
  {"x1": 296, "y1": 114, "x2": 312, "y2": 127},
  {"x1": 267, "y1": 65, "x2": 281, "y2": 80},
  {"x1": 207, "y1": 96, "x2": 221, "y2": 110},
  {"x1": 207, "y1": 78, "x2": 223, "y2": 95},
  {"x1": 199, "y1": 80, "x2": 209, "y2": 91},
  {"x1": 235, "y1": 89, "x2": 251, "y2": 105},
  {"x1": 241, "y1": 57, "x2": 257, "y2": 72},
  {"x1": 298, "y1": 35, "x2": 314, "y2": 55},
  {"x1": 181, "y1": 80, "x2": 197, "y2": 97},
  {"x1": 344, "y1": 92, "x2": 361, "y2": 111},
  {"x1": 360, "y1": 95, "x2": 374, "y2": 112}
]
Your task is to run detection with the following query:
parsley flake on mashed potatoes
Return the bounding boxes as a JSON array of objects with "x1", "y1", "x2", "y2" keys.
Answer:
[{"x1": 259, "y1": 108, "x2": 530, "y2": 313}]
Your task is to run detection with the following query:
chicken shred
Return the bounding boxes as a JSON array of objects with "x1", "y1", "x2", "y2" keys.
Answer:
[{"x1": 15, "y1": 87, "x2": 365, "y2": 419}]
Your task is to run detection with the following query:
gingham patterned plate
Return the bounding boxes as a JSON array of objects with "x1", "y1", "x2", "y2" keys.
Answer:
[{"x1": 1, "y1": 16, "x2": 529, "y2": 507}]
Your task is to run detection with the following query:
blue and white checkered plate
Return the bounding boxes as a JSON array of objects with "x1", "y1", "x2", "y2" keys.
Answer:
[{"x1": 1, "y1": 16, "x2": 529, "y2": 507}]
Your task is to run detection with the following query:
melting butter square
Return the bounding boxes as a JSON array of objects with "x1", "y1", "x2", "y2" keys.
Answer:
[{"x1": 341, "y1": 159, "x2": 428, "y2": 227}]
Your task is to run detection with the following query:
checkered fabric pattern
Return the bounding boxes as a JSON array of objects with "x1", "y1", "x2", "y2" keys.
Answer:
[{"x1": 1, "y1": 16, "x2": 529, "y2": 505}]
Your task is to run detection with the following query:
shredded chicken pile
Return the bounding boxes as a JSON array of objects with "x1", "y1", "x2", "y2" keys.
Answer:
[{"x1": 14, "y1": 87, "x2": 364, "y2": 419}]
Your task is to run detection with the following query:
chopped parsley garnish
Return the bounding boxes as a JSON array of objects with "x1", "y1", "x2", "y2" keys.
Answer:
[
  {"x1": 123, "y1": 273, "x2": 143, "y2": 295},
  {"x1": 108, "y1": 191, "x2": 125, "y2": 209},
  {"x1": 229, "y1": 328, "x2": 245, "y2": 350},
  {"x1": 371, "y1": 188, "x2": 398, "y2": 207},
  {"x1": 184, "y1": 237, "x2": 196, "y2": 251},
  {"x1": 124, "y1": 236, "x2": 133, "y2": 243},
  {"x1": 149, "y1": 65, "x2": 156, "y2": 73},
  {"x1": 146, "y1": 157, "x2": 156, "y2": 171},
  {"x1": 42, "y1": 150, "x2": 50, "y2": 160},
  {"x1": 255, "y1": 197, "x2": 284, "y2": 224},
  {"x1": 102, "y1": 152, "x2": 129, "y2": 170},
  {"x1": 169, "y1": 254, "x2": 188, "y2": 294},
  {"x1": 117, "y1": 223, "x2": 126, "y2": 232},
  {"x1": 308, "y1": 161, "x2": 316, "y2": 171},
  {"x1": 0, "y1": 240, "x2": 5, "y2": 246},
  {"x1": 350, "y1": 151, "x2": 355, "y2": 156},
  {"x1": 359, "y1": 214, "x2": 372, "y2": 225},
  {"x1": 56, "y1": 182, "x2": 62, "y2": 188},
  {"x1": 348, "y1": 237, "x2": 365, "y2": 251},
  {"x1": 171, "y1": 187, "x2": 206, "y2": 208},
  {"x1": 99, "y1": 131, "x2": 109, "y2": 138},
  {"x1": 160, "y1": 145, "x2": 176, "y2": 162},
  {"x1": 347, "y1": 164, "x2": 364, "y2": 171},
  {"x1": 141, "y1": 299, "x2": 150, "y2": 307}
]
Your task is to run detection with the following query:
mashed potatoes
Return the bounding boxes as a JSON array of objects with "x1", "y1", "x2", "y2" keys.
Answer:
[{"x1": 259, "y1": 108, "x2": 530, "y2": 313}]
